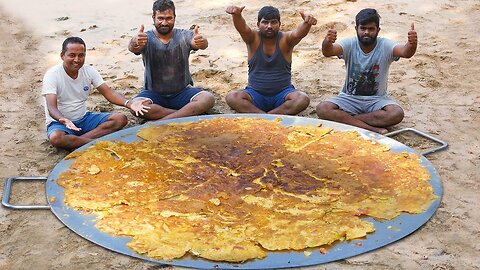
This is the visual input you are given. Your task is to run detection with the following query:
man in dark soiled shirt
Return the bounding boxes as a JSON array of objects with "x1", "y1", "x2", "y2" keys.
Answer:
[
  {"x1": 225, "y1": 5, "x2": 317, "y2": 115},
  {"x1": 128, "y1": 0, "x2": 214, "y2": 120}
]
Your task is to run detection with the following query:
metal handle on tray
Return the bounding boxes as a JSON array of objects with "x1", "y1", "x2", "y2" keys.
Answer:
[
  {"x1": 2, "y1": 176, "x2": 50, "y2": 210},
  {"x1": 385, "y1": 128, "x2": 448, "y2": 156}
]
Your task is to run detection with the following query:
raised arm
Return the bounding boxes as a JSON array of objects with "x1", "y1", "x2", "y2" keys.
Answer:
[
  {"x1": 225, "y1": 6, "x2": 256, "y2": 44},
  {"x1": 96, "y1": 83, "x2": 150, "y2": 116},
  {"x1": 128, "y1": 24, "x2": 148, "y2": 55},
  {"x1": 191, "y1": 25, "x2": 208, "y2": 50},
  {"x1": 322, "y1": 23, "x2": 343, "y2": 57},
  {"x1": 393, "y1": 22, "x2": 417, "y2": 58},
  {"x1": 285, "y1": 11, "x2": 317, "y2": 47}
]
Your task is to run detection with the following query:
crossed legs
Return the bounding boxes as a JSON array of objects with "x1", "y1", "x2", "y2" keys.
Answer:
[
  {"x1": 48, "y1": 113, "x2": 127, "y2": 149},
  {"x1": 133, "y1": 92, "x2": 215, "y2": 121},
  {"x1": 316, "y1": 101, "x2": 404, "y2": 134},
  {"x1": 225, "y1": 90, "x2": 310, "y2": 115}
]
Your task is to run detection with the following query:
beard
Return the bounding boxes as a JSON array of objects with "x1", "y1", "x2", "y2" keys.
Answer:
[
  {"x1": 357, "y1": 33, "x2": 378, "y2": 46},
  {"x1": 155, "y1": 25, "x2": 173, "y2": 35}
]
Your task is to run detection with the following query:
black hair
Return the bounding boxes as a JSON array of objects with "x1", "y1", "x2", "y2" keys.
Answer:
[
  {"x1": 153, "y1": 0, "x2": 176, "y2": 16},
  {"x1": 61, "y1": 37, "x2": 86, "y2": 53},
  {"x1": 355, "y1": 8, "x2": 380, "y2": 27},
  {"x1": 257, "y1": 6, "x2": 280, "y2": 23}
]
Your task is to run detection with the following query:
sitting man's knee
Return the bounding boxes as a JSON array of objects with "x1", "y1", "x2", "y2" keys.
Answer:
[
  {"x1": 386, "y1": 105, "x2": 404, "y2": 125},
  {"x1": 48, "y1": 132, "x2": 65, "y2": 148},
  {"x1": 192, "y1": 92, "x2": 215, "y2": 113},
  {"x1": 225, "y1": 91, "x2": 242, "y2": 105},
  {"x1": 393, "y1": 109, "x2": 404, "y2": 124},
  {"x1": 297, "y1": 92, "x2": 310, "y2": 106},
  {"x1": 295, "y1": 93, "x2": 310, "y2": 112},
  {"x1": 202, "y1": 92, "x2": 215, "y2": 108},
  {"x1": 110, "y1": 113, "x2": 128, "y2": 129},
  {"x1": 316, "y1": 102, "x2": 335, "y2": 118}
]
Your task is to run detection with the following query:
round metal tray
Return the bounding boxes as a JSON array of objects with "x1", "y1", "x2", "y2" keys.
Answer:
[{"x1": 45, "y1": 114, "x2": 443, "y2": 269}]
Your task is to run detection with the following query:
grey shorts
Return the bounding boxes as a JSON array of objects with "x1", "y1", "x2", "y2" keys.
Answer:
[{"x1": 325, "y1": 92, "x2": 401, "y2": 115}]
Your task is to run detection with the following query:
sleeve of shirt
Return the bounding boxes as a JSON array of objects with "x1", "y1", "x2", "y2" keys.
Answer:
[
  {"x1": 183, "y1": 29, "x2": 195, "y2": 50},
  {"x1": 337, "y1": 37, "x2": 353, "y2": 61},
  {"x1": 384, "y1": 38, "x2": 400, "y2": 62},
  {"x1": 88, "y1": 66, "x2": 105, "y2": 88},
  {"x1": 41, "y1": 68, "x2": 58, "y2": 96},
  {"x1": 142, "y1": 30, "x2": 154, "y2": 56}
]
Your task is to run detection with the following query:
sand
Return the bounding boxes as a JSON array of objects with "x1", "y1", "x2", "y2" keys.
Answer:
[{"x1": 0, "y1": 0, "x2": 479, "y2": 269}]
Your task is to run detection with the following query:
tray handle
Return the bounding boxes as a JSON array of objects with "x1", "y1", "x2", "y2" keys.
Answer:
[
  {"x1": 385, "y1": 128, "x2": 448, "y2": 156},
  {"x1": 2, "y1": 176, "x2": 51, "y2": 210}
]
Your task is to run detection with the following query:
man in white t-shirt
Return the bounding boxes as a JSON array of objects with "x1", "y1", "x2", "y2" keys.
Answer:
[
  {"x1": 317, "y1": 8, "x2": 417, "y2": 134},
  {"x1": 42, "y1": 37, "x2": 149, "y2": 149}
]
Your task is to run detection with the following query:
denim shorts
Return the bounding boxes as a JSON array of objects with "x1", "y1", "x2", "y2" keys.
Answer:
[
  {"x1": 134, "y1": 86, "x2": 204, "y2": 110},
  {"x1": 243, "y1": 85, "x2": 296, "y2": 112},
  {"x1": 46, "y1": 111, "x2": 111, "y2": 138}
]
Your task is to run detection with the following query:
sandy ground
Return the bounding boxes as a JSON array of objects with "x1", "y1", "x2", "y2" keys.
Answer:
[{"x1": 0, "y1": 0, "x2": 479, "y2": 269}]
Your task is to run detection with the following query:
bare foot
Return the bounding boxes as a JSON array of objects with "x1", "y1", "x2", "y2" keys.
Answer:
[
  {"x1": 377, "y1": 128, "x2": 388, "y2": 135},
  {"x1": 363, "y1": 126, "x2": 388, "y2": 134}
]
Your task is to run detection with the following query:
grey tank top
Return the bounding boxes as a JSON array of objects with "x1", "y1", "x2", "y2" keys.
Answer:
[
  {"x1": 142, "y1": 29, "x2": 194, "y2": 95},
  {"x1": 248, "y1": 32, "x2": 292, "y2": 96}
]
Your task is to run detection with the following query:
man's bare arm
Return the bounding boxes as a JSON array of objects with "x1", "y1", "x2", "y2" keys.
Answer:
[
  {"x1": 393, "y1": 22, "x2": 417, "y2": 58},
  {"x1": 97, "y1": 83, "x2": 150, "y2": 116},
  {"x1": 45, "y1": 94, "x2": 65, "y2": 122},
  {"x1": 285, "y1": 11, "x2": 317, "y2": 47},
  {"x1": 44, "y1": 94, "x2": 81, "y2": 131},
  {"x1": 226, "y1": 6, "x2": 256, "y2": 44},
  {"x1": 322, "y1": 23, "x2": 343, "y2": 57},
  {"x1": 128, "y1": 24, "x2": 147, "y2": 55}
]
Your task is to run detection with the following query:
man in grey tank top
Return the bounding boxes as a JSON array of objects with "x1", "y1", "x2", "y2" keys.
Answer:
[
  {"x1": 128, "y1": 0, "x2": 215, "y2": 121},
  {"x1": 317, "y1": 8, "x2": 417, "y2": 134},
  {"x1": 225, "y1": 5, "x2": 317, "y2": 115}
]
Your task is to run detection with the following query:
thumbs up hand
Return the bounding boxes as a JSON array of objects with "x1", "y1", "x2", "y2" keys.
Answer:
[
  {"x1": 407, "y1": 21, "x2": 417, "y2": 45},
  {"x1": 135, "y1": 24, "x2": 148, "y2": 47},
  {"x1": 192, "y1": 25, "x2": 208, "y2": 49},
  {"x1": 193, "y1": 25, "x2": 199, "y2": 36},
  {"x1": 300, "y1": 11, "x2": 317, "y2": 26},
  {"x1": 325, "y1": 22, "x2": 337, "y2": 44},
  {"x1": 225, "y1": 6, "x2": 245, "y2": 15}
]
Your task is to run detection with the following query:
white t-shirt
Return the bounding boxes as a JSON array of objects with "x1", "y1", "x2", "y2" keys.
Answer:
[{"x1": 41, "y1": 64, "x2": 105, "y2": 126}]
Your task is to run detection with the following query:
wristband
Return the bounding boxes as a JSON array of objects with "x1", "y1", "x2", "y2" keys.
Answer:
[{"x1": 124, "y1": 99, "x2": 130, "y2": 107}]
